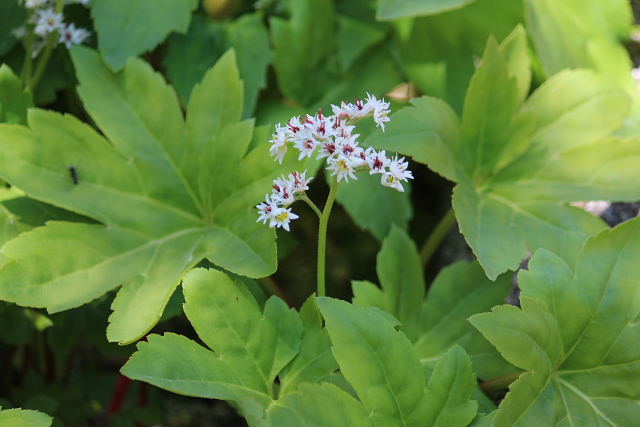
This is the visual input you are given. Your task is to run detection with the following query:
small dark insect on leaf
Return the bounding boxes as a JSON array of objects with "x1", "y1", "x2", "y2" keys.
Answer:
[{"x1": 68, "y1": 165, "x2": 78, "y2": 185}]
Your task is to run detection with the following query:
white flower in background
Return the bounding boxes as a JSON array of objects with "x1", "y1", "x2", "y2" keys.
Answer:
[
  {"x1": 293, "y1": 137, "x2": 317, "y2": 160},
  {"x1": 366, "y1": 93, "x2": 391, "y2": 130},
  {"x1": 381, "y1": 172, "x2": 405, "y2": 192},
  {"x1": 260, "y1": 92, "x2": 413, "y2": 231},
  {"x1": 16, "y1": 0, "x2": 92, "y2": 58},
  {"x1": 25, "y1": 0, "x2": 49, "y2": 9},
  {"x1": 327, "y1": 154, "x2": 357, "y2": 182},
  {"x1": 389, "y1": 156, "x2": 413, "y2": 182},
  {"x1": 272, "y1": 176, "x2": 295, "y2": 206},
  {"x1": 269, "y1": 124, "x2": 288, "y2": 164},
  {"x1": 12, "y1": 25, "x2": 27, "y2": 39},
  {"x1": 270, "y1": 207, "x2": 299, "y2": 231},
  {"x1": 34, "y1": 8, "x2": 63, "y2": 36},
  {"x1": 59, "y1": 22, "x2": 90, "y2": 48},
  {"x1": 366, "y1": 148, "x2": 390, "y2": 174},
  {"x1": 289, "y1": 171, "x2": 313, "y2": 194},
  {"x1": 256, "y1": 195, "x2": 279, "y2": 225}
]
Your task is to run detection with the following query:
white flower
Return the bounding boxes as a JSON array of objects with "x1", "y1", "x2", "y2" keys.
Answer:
[
  {"x1": 269, "y1": 124, "x2": 288, "y2": 164},
  {"x1": 12, "y1": 26, "x2": 27, "y2": 39},
  {"x1": 380, "y1": 172, "x2": 405, "y2": 192},
  {"x1": 304, "y1": 112, "x2": 334, "y2": 140},
  {"x1": 256, "y1": 195, "x2": 279, "y2": 225},
  {"x1": 366, "y1": 93, "x2": 391, "y2": 131},
  {"x1": 389, "y1": 156, "x2": 413, "y2": 181},
  {"x1": 269, "y1": 207, "x2": 299, "y2": 231},
  {"x1": 25, "y1": 0, "x2": 50, "y2": 9},
  {"x1": 293, "y1": 136, "x2": 318, "y2": 160},
  {"x1": 327, "y1": 154, "x2": 357, "y2": 182},
  {"x1": 34, "y1": 8, "x2": 63, "y2": 36},
  {"x1": 331, "y1": 99, "x2": 371, "y2": 122},
  {"x1": 272, "y1": 177, "x2": 295, "y2": 206},
  {"x1": 289, "y1": 170, "x2": 313, "y2": 194},
  {"x1": 59, "y1": 23, "x2": 90, "y2": 49},
  {"x1": 365, "y1": 148, "x2": 390, "y2": 174},
  {"x1": 316, "y1": 140, "x2": 338, "y2": 160}
]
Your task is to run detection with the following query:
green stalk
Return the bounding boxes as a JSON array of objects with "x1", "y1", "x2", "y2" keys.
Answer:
[
  {"x1": 479, "y1": 372, "x2": 522, "y2": 394},
  {"x1": 419, "y1": 208, "x2": 456, "y2": 267},
  {"x1": 299, "y1": 194, "x2": 322, "y2": 218},
  {"x1": 316, "y1": 178, "x2": 339, "y2": 297},
  {"x1": 29, "y1": 0, "x2": 65, "y2": 91}
]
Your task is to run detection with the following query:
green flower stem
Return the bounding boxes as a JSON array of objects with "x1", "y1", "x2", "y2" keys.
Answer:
[
  {"x1": 479, "y1": 371, "x2": 522, "y2": 394},
  {"x1": 29, "y1": 0, "x2": 65, "y2": 91},
  {"x1": 299, "y1": 194, "x2": 322, "y2": 218},
  {"x1": 21, "y1": 14, "x2": 35, "y2": 86},
  {"x1": 317, "y1": 177, "x2": 339, "y2": 297},
  {"x1": 419, "y1": 208, "x2": 456, "y2": 267}
]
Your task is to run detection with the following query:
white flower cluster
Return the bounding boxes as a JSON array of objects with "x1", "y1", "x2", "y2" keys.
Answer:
[
  {"x1": 14, "y1": 0, "x2": 90, "y2": 57},
  {"x1": 256, "y1": 171, "x2": 312, "y2": 231},
  {"x1": 257, "y1": 93, "x2": 413, "y2": 231}
]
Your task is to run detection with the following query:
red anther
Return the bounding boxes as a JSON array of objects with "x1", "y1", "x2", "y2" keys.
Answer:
[
  {"x1": 287, "y1": 120, "x2": 300, "y2": 133},
  {"x1": 356, "y1": 99, "x2": 364, "y2": 110},
  {"x1": 273, "y1": 184, "x2": 281, "y2": 192},
  {"x1": 304, "y1": 139, "x2": 314, "y2": 149},
  {"x1": 325, "y1": 143, "x2": 336, "y2": 154},
  {"x1": 373, "y1": 158, "x2": 384, "y2": 170}
]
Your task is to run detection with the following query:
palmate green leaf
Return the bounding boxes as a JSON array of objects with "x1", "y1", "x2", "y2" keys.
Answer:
[
  {"x1": 336, "y1": 15, "x2": 386, "y2": 71},
  {"x1": 0, "y1": 407, "x2": 52, "y2": 427},
  {"x1": 369, "y1": 27, "x2": 640, "y2": 279},
  {"x1": 91, "y1": 0, "x2": 198, "y2": 71},
  {"x1": 163, "y1": 13, "x2": 271, "y2": 117},
  {"x1": 270, "y1": 0, "x2": 336, "y2": 107},
  {"x1": 122, "y1": 269, "x2": 302, "y2": 415},
  {"x1": 284, "y1": 297, "x2": 478, "y2": 427},
  {"x1": 278, "y1": 297, "x2": 337, "y2": 396},
  {"x1": 470, "y1": 217, "x2": 640, "y2": 426},
  {"x1": 269, "y1": 382, "x2": 371, "y2": 427},
  {"x1": 0, "y1": 65, "x2": 32, "y2": 125},
  {"x1": 377, "y1": 0, "x2": 476, "y2": 20},
  {"x1": 0, "y1": 48, "x2": 298, "y2": 344},
  {"x1": 392, "y1": 0, "x2": 523, "y2": 112},
  {"x1": 352, "y1": 227, "x2": 515, "y2": 379}
]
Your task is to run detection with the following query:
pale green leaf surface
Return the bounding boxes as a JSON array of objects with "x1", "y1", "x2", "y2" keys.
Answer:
[
  {"x1": 317, "y1": 297, "x2": 427, "y2": 426},
  {"x1": 278, "y1": 298, "x2": 338, "y2": 396},
  {"x1": 182, "y1": 268, "x2": 302, "y2": 394},
  {"x1": 0, "y1": 407, "x2": 52, "y2": 427},
  {"x1": 268, "y1": 383, "x2": 372, "y2": 427},
  {"x1": 414, "y1": 261, "x2": 515, "y2": 379},
  {"x1": 121, "y1": 333, "x2": 270, "y2": 405},
  {"x1": 91, "y1": 0, "x2": 198, "y2": 70},
  {"x1": 377, "y1": 0, "x2": 476, "y2": 20},
  {"x1": 366, "y1": 96, "x2": 461, "y2": 182},
  {"x1": 375, "y1": 226, "x2": 424, "y2": 325},
  {"x1": 470, "y1": 218, "x2": 640, "y2": 426},
  {"x1": 0, "y1": 65, "x2": 32, "y2": 125},
  {"x1": 373, "y1": 28, "x2": 636, "y2": 279},
  {"x1": 417, "y1": 345, "x2": 478, "y2": 427},
  {"x1": 0, "y1": 49, "x2": 294, "y2": 343},
  {"x1": 352, "y1": 228, "x2": 516, "y2": 379}
]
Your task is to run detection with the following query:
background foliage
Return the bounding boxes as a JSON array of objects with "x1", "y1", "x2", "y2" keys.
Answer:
[{"x1": 1, "y1": 0, "x2": 639, "y2": 426}]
